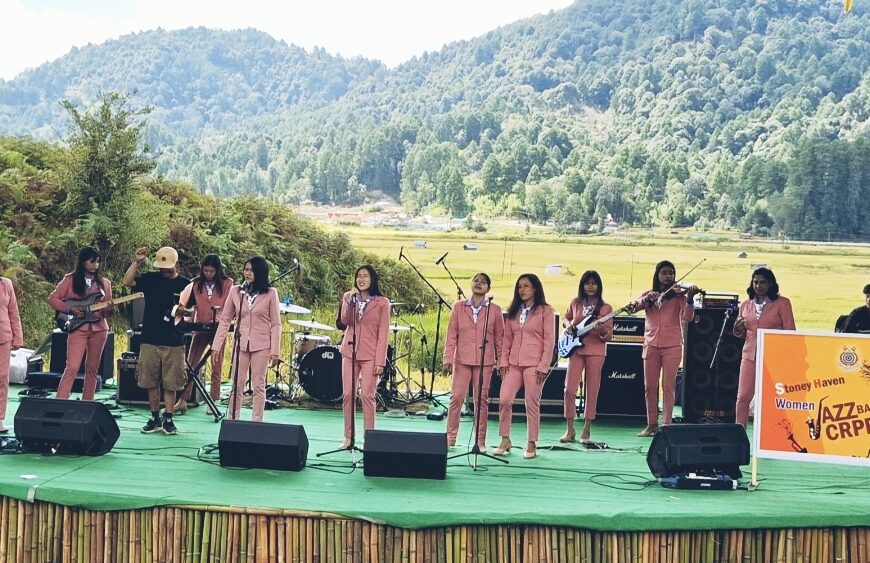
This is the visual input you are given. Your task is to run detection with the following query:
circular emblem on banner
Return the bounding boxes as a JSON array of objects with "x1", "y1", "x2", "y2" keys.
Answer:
[{"x1": 839, "y1": 346, "x2": 859, "y2": 370}]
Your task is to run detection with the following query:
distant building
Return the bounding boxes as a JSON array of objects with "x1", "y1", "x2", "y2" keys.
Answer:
[
  {"x1": 463, "y1": 243, "x2": 478, "y2": 251},
  {"x1": 545, "y1": 264, "x2": 563, "y2": 275},
  {"x1": 738, "y1": 252, "x2": 748, "y2": 259}
]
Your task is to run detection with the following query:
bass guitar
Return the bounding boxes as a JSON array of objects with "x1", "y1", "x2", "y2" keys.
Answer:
[
  {"x1": 557, "y1": 304, "x2": 631, "y2": 358},
  {"x1": 56, "y1": 292, "x2": 144, "y2": 333}
]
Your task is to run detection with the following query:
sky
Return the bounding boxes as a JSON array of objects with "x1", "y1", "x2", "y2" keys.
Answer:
[{"x1": 0, "y1": 0, "x2": 574, "y2": 81}]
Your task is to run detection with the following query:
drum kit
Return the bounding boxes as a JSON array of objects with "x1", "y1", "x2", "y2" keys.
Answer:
[{"x1": 274, "y1": 301, "x2": 417, "y2": 408}]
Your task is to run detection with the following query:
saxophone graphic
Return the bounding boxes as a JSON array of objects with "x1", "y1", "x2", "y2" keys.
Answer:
[{"x1": 806, "y1": 396, "x2": 828, "y2": 441}]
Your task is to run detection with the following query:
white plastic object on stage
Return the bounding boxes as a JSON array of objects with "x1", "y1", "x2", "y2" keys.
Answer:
[{"x1": 8, "y1": 348, "x2": 34, "y2": 384}]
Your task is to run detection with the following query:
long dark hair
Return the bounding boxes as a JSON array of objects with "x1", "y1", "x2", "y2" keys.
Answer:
[
  {"x1": 246, "y1": 256, "x2": 270, "y2": 294},
  {"x1": 72, "y1": 247, "x2": 103, "y2": 296},
  {"x1": 652, "y1": 260, "x2": 678, "y2": 300},
  {"x1": 195, "y1": 254, "x2": 228, "y2": 295},
  {"x1": 578, "y1": 270, "x2": 604, "y2": 317},
  {"x1": 355, "y1": 265, "x2": 384, "y2": 297},
  {"x1": 507, "y1": 273, "x2": 548, "y2": 318},
  {"x1": 747, "y1": 267, "x2": 781, "y2": 301}
]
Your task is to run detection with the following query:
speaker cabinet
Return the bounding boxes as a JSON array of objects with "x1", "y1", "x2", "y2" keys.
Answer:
[
  {"x1": 646, "y1": 424, "x2": 749, "y2": 478},
  {"x1": 682, "y1": 308, "x2": 744, "y2": 423},
  {"x1": 594, "y1": 343, "x2": 646, "y2": 418},
  {"x1": 48, "y1": 330, "x2": 115, "y2": 381},
  {"x1": 481, "y1": 366, "x2": 566, "y2": 419},
  {"x1": 363, "y1": 430, "x2": 447, "y2": 480},
  {"x1": 218, "y1": 420, "x2": 308, "y2": 471},
  {"x1": 14, "y1": 398, "x2": 120, "y2": 456}
]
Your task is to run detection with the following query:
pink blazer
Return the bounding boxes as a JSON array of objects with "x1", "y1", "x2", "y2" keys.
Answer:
[
  {"x1": 633, "y1": 291, "x2": 694, "y2": 351},
  {"x1": 179, "y1": 277, "x2": 234, "y2": 324},
  {"x1": 500, "y1": 304, "x2": 556, "y2": 373},
  {"x1": 213, "y1": 286, "x2": 281, "y2": 356},
  {"x1": 0, "y1": 277, "x2": 23, "y2": 347},
  {"x1": 736, "y1": 296, "x2": 796, "y2": 361},
  {"x1": 339, "y1": 293, "x2": 391, "y2": 366},
  {"x1": 443, "y1": 299, "x2": 504, "y2": 367},
  {"x1": 563, "y1": 298, "x2": 613, "y2": 357},
  {"x1": 47, "y1": 273, "x2": 113, "y2": 332}
]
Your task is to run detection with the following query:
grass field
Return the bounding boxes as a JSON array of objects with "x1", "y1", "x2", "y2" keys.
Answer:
[{"x1": 335, "y1": 226, "x2": 870, "y2": 331}]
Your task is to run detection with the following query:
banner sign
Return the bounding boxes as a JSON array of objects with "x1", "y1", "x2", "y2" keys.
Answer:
[{"x1": 755, "y1": 330, "x2": 870, "y2": 467}]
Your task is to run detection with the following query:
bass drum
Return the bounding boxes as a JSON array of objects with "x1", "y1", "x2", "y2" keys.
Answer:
[{"x1": 298, "y1": 345, "x2": 343, "y2": 402}]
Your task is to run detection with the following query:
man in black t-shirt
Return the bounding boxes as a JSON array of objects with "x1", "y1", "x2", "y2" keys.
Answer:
[
  {"x1": 843, "y1": 284, "x2": 870, "y2": 334},
  {"x1": 123, "y1": 246, "x2": 190, "y2": 435}
]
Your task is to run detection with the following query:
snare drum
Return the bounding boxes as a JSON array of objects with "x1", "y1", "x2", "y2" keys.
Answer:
[
  {"x1": 298, "y1": 345, "x2": 343, "y2": 402},
  {"x1": 293, "y1": 333, "x2": 331, "y2": 363}
]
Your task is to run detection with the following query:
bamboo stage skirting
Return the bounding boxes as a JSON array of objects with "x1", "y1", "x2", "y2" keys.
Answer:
[{"x1": 1, "y1": 497, "x2": 868, "y2": 562}]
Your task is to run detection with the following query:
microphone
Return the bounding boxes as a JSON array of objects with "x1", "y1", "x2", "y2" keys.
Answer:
[
  {"x1": 398, "y1": 246, "x2": 404, "y2": 260},
  {"x1": 293, "y1": 257, "x2": 300, "y2": 270},
  {"x1": 435, "y1": 252, "x2": 448, "y2": 265}
]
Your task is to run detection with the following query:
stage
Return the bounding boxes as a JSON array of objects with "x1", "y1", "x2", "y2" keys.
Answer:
[{"x1": 1, "y1": 385, "x2": 868, "y2": 562}]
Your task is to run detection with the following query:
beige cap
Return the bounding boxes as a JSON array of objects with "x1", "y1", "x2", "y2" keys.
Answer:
[{"x1": 154, "y1": 246, "x2": 178, "y2": 269}]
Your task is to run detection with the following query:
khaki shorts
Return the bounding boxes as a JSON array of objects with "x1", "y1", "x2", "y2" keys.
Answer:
[{"x1": 136, "y1": 344, "x2": 187, "y2": 391}]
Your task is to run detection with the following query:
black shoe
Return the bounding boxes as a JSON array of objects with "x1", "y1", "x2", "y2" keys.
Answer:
[
  {"x1": 141, "y1": 418, "x2": 163, "y2": 433},
  {"x1": 162, "y1": 418, "x2": 177, "y2": 435}
]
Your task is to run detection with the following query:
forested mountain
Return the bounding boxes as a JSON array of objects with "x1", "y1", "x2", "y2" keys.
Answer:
[{"x1": 2, "y1": 0, "x2": 870, "y2": 240}]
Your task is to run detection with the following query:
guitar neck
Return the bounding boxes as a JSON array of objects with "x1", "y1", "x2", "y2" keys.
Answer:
[
  {"x1": 577, "y1": 305, "x2": 629, "y2": 336},
  {"x1": 89, "y1": 292, "x2": 144, "y2": 311}
]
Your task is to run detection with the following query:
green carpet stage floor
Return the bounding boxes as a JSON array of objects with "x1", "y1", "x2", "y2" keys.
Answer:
[{"x1": 1, "y1": 386, "x2": 868, "y2": 533}]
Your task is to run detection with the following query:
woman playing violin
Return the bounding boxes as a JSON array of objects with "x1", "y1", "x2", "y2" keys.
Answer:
[{"x1": 631, "y1": 260, "x2": 699, "y2": 437}]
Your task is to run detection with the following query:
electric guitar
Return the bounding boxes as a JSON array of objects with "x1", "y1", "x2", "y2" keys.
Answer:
[
  {"x1": 557, "y1": 304, "x2": 631, "y2": 358},
  {"x1": 56, "y1": 292, "x2": 144, "y2": 333}
]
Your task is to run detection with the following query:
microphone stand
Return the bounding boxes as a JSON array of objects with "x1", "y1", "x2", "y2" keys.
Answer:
[
  {"x1": 438, "y1": 256, "x2": 466, "y2": 301},
  {"x1": 707, "y1": 304, "x2": 736, "y2": 424},
  {"x1": 269, "y1": 260, "x2": 301, "y2": 286},
  {"x1": 227, "y1": 286, "x2": 247, "y2": 420},
  {"x1": 448, "y1": 298, "x2": 507, "y2": 469},
  {"x1": 318, "y1": 294, "x2": 364, "y2": 463},
  {"x1": 398, "y1": 249, "x2": 450, "y2": 406}
]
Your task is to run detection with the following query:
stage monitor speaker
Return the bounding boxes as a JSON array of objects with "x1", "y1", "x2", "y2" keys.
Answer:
[
  {"x1": 48, "y1": 330, "x2": 115, "y2": 381},
  {"x1": 594, "y1": 343, "x2": 646, "y2": 418},
  {"x1": 14, "y1": 398, "x2": 120, "y2": 456},
  {"x1": 682, "y1": 308, "x2": 744, "y2": 423},
  {"x1": 646, "y1": 424, "x2": 749, "y2": 478},
  {"x1": 218, "y1": 420, "x2": 308, "y2": 471},
  {"x1": 363, "y1": 430, "x2": 447, "y2": 480}
]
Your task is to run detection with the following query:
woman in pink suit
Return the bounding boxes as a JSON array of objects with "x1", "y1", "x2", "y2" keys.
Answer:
[
  {"x1": 0, "y1": 271, "x2": 24, "y2": 433},
  {"x1": 494, "y1": 273, "x2": 556, "y2": 460},
  {"x1": 174, "y1": 254, "x2": 233, "y2": 413},
  {"x1": 632, "y1": 260, "x2": 699, "y2": 437},
  {"x1": 443, "y1": 273, "x2": 504, "y2": 451},
  {"x1": 561, "y1": 270, "x2": 613, "y2": 443},
  {"x1": 732, "y1": 267, "x2": 796, "y2": 427},
  {"x1": 338, "y1": 265, "x2": 391, "y2": 448},
  {"x1": 212, "y1": 256, "x2": 280, "y2": 422},
  {"x1": 48, "y1": 247, "x2": 113, "y2": 401}
]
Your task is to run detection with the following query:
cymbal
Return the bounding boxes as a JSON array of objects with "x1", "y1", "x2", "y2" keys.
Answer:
[
  {"x1": 279, "y1": 303, "x2": 311, "y2": 314},
  {"x1": 289, "y1": 319, "x2": 336, "y2": 331},
  {"x1": 389, "y1": 324, "x2": 411, "y2": 332}
]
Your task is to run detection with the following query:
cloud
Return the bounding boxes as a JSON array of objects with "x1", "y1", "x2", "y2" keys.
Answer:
[{"x1": 0, "y1": 0, "x2": 572, "y2": 80}]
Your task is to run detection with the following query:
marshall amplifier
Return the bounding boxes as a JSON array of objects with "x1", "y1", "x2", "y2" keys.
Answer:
[
  {"x1": 611, "y1": 316, "x2": 645, "y2": 344},
  {"x1": 593, "y1": 343, "x2": 646, "y2": 418},
  {"x1": 477, "y1": 366, "x2": 567, "y2": 419}
]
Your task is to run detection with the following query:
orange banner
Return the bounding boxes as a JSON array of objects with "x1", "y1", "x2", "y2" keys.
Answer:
[{"x1": 755, "y1": 330, "x2": 870, "y2": 466}]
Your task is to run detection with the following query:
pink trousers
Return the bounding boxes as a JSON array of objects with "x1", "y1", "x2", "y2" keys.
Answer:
[
  {"x1": 564, "y1": 355, "x2": 605, "y2": 420},
  {"x1": 498, "y1": 366, "x2": 545, "y2": 442},
  {"x1": 341, "y1": 357, "x2": 378, "y2": 441},
  {"x1": 643, "y1": 345, "x2": 682, "y2": 425},
  {"x1": 0, "y1": 341, "x2": 11, "y2": 423},
  {"x1": 57, "y1": 330, "x2": 108, "y2": 401},
  {"x1": 735, "y1": 359, "x2": 756, "y2": 427},
  {"x1": 180, "y1": 332, "x2": 224, "y2": 401},
  {"x1": 447, "y1": 363, "x2": 493, "y2": 446},
  {"x1": 228, "y1": 348, "x2": 270, "y2": 421}
]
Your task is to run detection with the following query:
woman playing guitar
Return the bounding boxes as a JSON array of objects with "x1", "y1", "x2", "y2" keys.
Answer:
[
  {"x1": 561, "y1": 270, "x2": 613, "y2": 443},
  {"x1": 47, "y1": 247, "x2": 114, "y2": 400}
]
